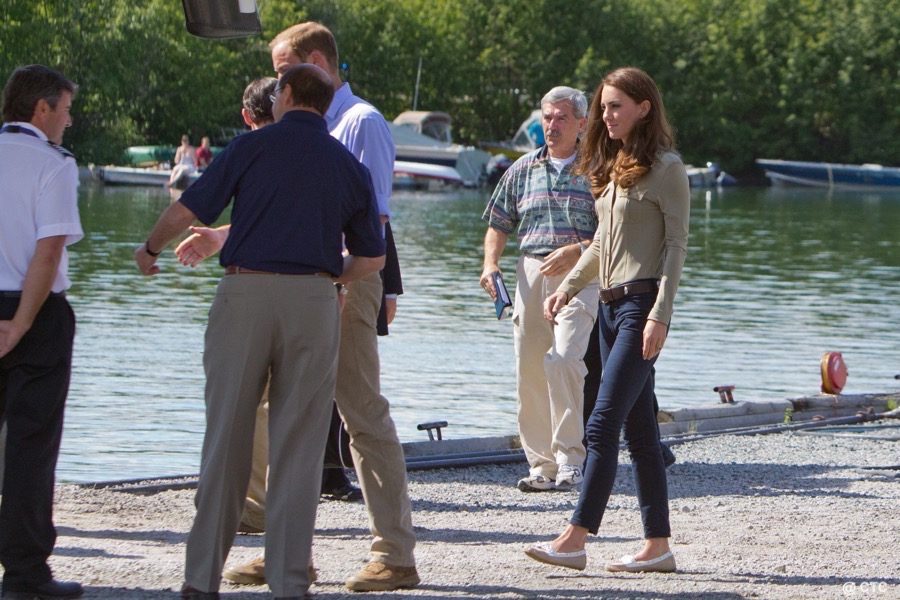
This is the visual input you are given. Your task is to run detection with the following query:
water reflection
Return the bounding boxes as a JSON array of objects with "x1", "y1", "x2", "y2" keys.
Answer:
[{"x1": 59, "y1": 184, "x2": 900, "y2": 482}]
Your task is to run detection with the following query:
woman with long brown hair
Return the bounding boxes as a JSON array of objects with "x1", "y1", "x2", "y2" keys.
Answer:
[{"x1": 525, "y1": 67, "x2": 690, "y2": 573}]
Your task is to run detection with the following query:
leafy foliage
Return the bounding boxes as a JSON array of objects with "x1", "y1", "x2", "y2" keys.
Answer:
[{"x1": 1, "y1": 0, "x2": 896, "y2": 173}]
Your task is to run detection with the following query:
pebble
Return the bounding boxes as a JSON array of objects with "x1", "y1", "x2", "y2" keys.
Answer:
[{"x1": 34, "y1": 426, "x2": 900, "y2": 599}]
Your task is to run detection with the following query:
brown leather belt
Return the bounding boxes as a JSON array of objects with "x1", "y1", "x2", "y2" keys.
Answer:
[
  {"x1": 0, "y1": 290, "x2": 65, "y2": 298},
  {"x1": 599, "y1": 279, "x2": 658, "y2": 304},
  {"x1": 224, "y1": 266, "x2": 330, "y2": 277}
]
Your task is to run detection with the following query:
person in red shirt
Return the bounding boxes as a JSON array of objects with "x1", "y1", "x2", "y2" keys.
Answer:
[{"x1": 195, "y1": 135, "x2": 213, "y2": 170}]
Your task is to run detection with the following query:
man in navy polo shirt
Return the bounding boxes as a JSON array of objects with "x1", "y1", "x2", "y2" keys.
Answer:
[{"x1": 134, "y1": 64, "x2": 385, "y2": 600}]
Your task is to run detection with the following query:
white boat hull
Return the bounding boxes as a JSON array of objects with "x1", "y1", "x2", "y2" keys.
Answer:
[
  {"x1": 393, "y1": 160, "x2": 463, "y2": 190},
  {"x1": 390, "y1": 123, "x2": 490, "y2": 187},
  {"x1": 91, "y1": 165, "x2": 200, "y2": 187}
]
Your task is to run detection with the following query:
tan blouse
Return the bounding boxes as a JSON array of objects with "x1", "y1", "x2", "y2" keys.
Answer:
[{"x1": 557, "y1": 151, "x2": 690, "y2": 324}]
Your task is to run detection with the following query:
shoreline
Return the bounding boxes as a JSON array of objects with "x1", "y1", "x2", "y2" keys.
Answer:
[
  {"x1": 34, "y1": 419, "x2": 900, "y2": 599},
  {"x1": 71, "y1": 392, "x2": 898, "y2": 491}
]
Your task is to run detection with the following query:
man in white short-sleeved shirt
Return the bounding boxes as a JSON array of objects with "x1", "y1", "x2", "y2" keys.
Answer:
[{"x1": 0, "y1": 64, "x2": 84, "y2": 600}]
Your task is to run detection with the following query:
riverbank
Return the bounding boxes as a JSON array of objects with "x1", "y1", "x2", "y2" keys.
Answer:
[{"x1": 25, "y1": 419, "x2": 900, "y2": 599}]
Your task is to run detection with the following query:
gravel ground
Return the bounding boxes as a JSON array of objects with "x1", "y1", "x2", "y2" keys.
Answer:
[{"x1": 21, "y1": 425, "x2": 900, "y2": 600}]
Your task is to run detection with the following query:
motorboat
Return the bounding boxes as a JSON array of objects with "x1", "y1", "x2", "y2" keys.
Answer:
[
  {"x1": 90, "y1": 161, "x2": 462, "y2": 192},
  {"x1": 393, "y1": 111, "x2": 454, "y2": 143},
  {"x1": 479, "y1": 109, "x2": 542, "y2": 159},
  {"x1": 686, "y1": 163, "x2": 736, "y2": 188},
  {"x1": 390, "y1": 111, "x2": 491, "y2": 187},
  {"x1": 90, "y1": 164, "x2": 199, "y2": 188},
  {"x1": 756, "y1": 159, "x2": 900, "y2": 191},
  {"x1": 393, "y1": 160, "x2": 463, "y2": 190}
]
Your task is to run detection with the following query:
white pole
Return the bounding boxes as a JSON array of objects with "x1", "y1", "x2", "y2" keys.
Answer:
[{"x1": 413, "y1": 56, "x2": 423, "y2": 111}]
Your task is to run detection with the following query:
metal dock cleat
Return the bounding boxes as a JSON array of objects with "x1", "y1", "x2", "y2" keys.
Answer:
[
  {"x1": 713, "y1": 385, "x2": 736, "y2": 404},
  {"x1": 417, "y1": 420, "x2": 449, "y2": 441}
]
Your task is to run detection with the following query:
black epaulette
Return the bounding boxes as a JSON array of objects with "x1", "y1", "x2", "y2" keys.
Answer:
[
  {"x1": 0, "y1": 124, "x2": 75, "y2": 160},
  {"x1": 49, "y1": 142, "x2": 75, "y2": 160}
]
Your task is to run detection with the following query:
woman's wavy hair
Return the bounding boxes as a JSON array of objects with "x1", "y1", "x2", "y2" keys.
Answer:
[{"x1": 575, "y1": 67, "x2": 675, "y2": 193}]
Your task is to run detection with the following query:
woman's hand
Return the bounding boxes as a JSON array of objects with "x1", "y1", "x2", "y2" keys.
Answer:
[
  {"x1": 538, "y1": 243, "x2": 582, "y2": 277},
  {"x1": 543, "y1": 291, "x2": 569, "y2": 323},
  {"x1": 642, "y1": 318, "x2": 668, "y2": 360}
]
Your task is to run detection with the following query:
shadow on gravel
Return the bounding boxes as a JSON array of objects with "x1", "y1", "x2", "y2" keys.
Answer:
[
  {"x1": 418, "y1": 527, "x2": 634, "y2": 545},
  {"x1": 381, "y1": 583, "x2": 745, "y2": 599},
  {"x1": 53, "y1": 544, "x2": 142, "y2": 559},
  {"x1": 411, "y1": 496, "x2": 579, "y2": 513},
  {"x1": 310, "y1": 525, "x2": 635, "y2": 547},
  {"x1": 656, "y1": 462, "x2": 878, "y2": 500},
  {"x1": 82, "y1": 588, "x2": 271, "y2": 599},
  {"x1": 313, "y1": 526, "x2": 373, "y2": 539},
  {"x1": 408, "y1": 459, "x2": 882, "y2": 503},
  {"x1": 57, "y1": 525, "x2": 184, "y2": 543},
  {"x1": 56, "y1": 526, "x2": 271, "y2": 550},
  {"x1": 78, "y1": 589, "x2": 741, "y2": 600},
  {"x1": 721, "y1": 571, "x2": 900, "y2": 589}
]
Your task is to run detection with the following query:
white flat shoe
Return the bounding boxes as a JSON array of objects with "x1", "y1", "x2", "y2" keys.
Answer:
[
  {"x1": 524, "y1": 542, "x2": 587, "y2": 571},
  {"x1": 605, "y1": 550, "x2": 676, "y2": 573}
]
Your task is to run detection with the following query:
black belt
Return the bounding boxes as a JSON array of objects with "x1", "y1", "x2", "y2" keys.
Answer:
[
  {"x1": 599, "y1": 280, "x2": 658, "y2": 304},
  {"x1": 0, "y1": 291, "x2": 66, "y2": 298}
]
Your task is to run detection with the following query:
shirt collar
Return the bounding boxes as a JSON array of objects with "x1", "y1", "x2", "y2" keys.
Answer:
[
  {"x1": 279, "y1": 109, "x2": 329, "y2": 131},
  {"x1": 325, "y1": 82, "x2": 352, "y2": 126},
  {"x1": 2, "y1": 121, "x2": 48, "y2": 141},
  {"x1": 535, "y1": 142, "x2": 580, "y2": 166}
]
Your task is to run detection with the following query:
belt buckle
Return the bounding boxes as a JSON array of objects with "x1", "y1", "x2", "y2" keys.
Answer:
[{"x1": 622, "y1": 285, "x2": 629, "y2": 297}]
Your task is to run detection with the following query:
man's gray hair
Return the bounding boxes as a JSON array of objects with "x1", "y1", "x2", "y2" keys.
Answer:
[{"x1": 540, "y1": 86, "x2": 588, "y2": 118}]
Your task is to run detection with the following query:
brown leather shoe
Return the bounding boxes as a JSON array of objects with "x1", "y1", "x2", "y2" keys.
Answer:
[
  {"x1": 321, "y1": 482, "x2": 364, "y2": 502},
  {"x1": 223, "y1": 555, "x2": 265, "y2": 585},
  {"x1": 222, "y1": 556, "x2": 318, "y2": 586},
  {"x1": 180, "y1": 584, "x2": 220, "y2": 599},
  {"x1": 345, "y1": 561, "x2": 419, "y2": 592},
  {"x1": 236, "y1": 521, "x2": 264, "y2": 534}
]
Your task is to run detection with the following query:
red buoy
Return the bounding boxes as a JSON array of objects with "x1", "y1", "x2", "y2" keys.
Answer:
[{"x1": 820, "y1": 352, "x2": 848, "y2": 394}]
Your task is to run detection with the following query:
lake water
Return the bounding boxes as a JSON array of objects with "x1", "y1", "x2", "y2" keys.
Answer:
[{"x1": 56, "y1": 183, "x2": 900, "y2": 483}]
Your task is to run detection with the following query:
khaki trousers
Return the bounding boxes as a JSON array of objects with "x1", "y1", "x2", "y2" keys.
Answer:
[
  {"x1": 241, "y1": 395, "x2": 269, "y2": 532},
  {"x1": 239, "y1": 270, "x2": 416, "y2": 567},
  {"x1": 514, "y1": 255, "x2": 599, "y2": 478},
  {"x1": 184, "y1": 275, "x2": 339, "y2": 597}
]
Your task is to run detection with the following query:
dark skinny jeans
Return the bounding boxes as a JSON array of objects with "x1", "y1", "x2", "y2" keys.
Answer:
[{"x1": 571, "y1": 290, "x2": 671, "y2": 539}]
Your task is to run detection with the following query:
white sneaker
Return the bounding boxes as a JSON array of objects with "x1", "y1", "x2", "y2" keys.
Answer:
[
  {"x1": 555, "y1": 465, "x2": 583, "y2": 490},
  {"x1": 516, "y1": 474, "x2": 556, "y2": 492}
]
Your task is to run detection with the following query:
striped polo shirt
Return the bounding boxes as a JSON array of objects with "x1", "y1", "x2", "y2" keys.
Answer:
[{"x1": 482, "y1": 145, "x2": 596, "y2": 255}]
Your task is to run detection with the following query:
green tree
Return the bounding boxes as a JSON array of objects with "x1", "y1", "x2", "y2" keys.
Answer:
[{"x1": 1, "y1": 0, "x2": 897, "y2": 173}]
